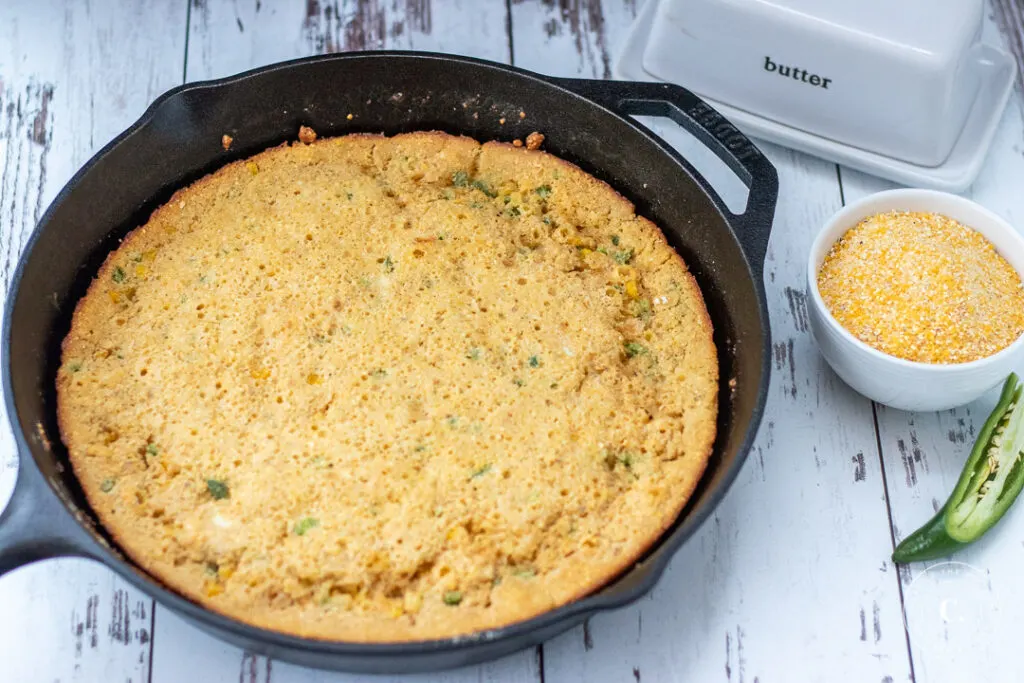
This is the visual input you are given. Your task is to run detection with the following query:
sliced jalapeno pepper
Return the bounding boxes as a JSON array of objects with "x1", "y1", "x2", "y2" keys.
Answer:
[
  {"x1": 893, "y1": 373, "x2": 1024, "y2": 564},
  {"x1": 945, "y1": 373, "x2": 1024, "y2": 541},
  {"x1": 891, "y1": 504, "x2": 965, "y2": 564}
]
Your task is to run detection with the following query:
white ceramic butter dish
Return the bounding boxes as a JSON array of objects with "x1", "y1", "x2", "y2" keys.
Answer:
[{"x1": 615, "y1": 0, "x2": 1017, "y2": 191}]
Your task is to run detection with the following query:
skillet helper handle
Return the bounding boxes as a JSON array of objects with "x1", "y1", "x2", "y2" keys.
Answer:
[
  {"x1": 551, "y1": 78, "x2": 779, "y2": 277},
  {"x1": 0, "y1": 455, "x2": 95, "y2": 576}
]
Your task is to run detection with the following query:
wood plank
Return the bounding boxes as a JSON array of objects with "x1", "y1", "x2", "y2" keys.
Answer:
[
  {"x1": 152, "y1": 609, "x2": 541, "y2": 683},
  {"x1": 836, "y1": 7, "x2": 1024, "y2": 680},
  {"x1": 511, "y1": 1, "x2": 913, "y2": 681},
  {"x1": 186, "y1": 0, "x2": 511, "y2": 82},
  {"x1": 152, "y1": 2, "x2": 539, "y2": 681},
  {"x1": 0, "y1": 1, "x2": 188, "y2": 681},
  {"x1": 509, "y1": 0, "x2": 639, "y2": 79},
  {"x1": 993, "y1": 0, "x2": 1024, "y2": 95}
]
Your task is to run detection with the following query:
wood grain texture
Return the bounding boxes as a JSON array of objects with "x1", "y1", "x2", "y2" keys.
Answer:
[
  {"x1": 152, "y1": 609, "x2": 541, "y2": 683},
  {"x1": 3, "y1": 560, "x2": 156, "y2": 683},
  {"x1": 186, "y1": 0, "x2": 511, "y2": 81},
  {"x1": 992, "y1": 0, "x2": 1024, "y2": 95},
  {"x1": 0, "y1": 79, "x2": 52, "y2": 316},
  {"x1": 510, "y1": 0, "x2": 638, "y2": 79},
  {"x1": 0, "y1": 1, "x2": 188, "y2": 681},
  {"x1": 512, "y1": 2, "x2": 913, "y2": 681}
]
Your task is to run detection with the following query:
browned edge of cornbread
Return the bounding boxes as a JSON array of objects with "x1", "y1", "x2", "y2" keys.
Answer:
[{"x1": 57, "y1": 130, "x2": 718, "y2": 642}]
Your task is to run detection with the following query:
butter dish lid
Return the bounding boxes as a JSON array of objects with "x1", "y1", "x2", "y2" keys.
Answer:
[
  {"x1": 615, "y1": 0, "x2": 1016, "y2": 191},
  {"x1": 678, "y1": 0, "x2": 978, "y2": 57}
]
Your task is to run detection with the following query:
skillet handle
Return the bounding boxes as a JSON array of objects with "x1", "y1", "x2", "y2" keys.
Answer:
[
  {"x1": 0, "y1": 454, "x2": 97, "y2": 576},
  {"x1": 550, "y1": 78, "x2": 778, "y2": 277}
]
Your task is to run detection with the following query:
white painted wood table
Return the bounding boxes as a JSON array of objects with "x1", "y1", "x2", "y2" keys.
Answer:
[{"x1": 2, "y1": 1, "x2": 1024, "y2": 681}]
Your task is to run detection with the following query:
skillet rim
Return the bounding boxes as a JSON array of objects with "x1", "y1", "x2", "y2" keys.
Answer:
[{"x1": 2, "y1": 50, "x2": 772, "y2": 658}]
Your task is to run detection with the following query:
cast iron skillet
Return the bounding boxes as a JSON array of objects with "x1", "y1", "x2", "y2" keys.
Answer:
[{"x1": 0, "y1": 52, "x2": 777, "y2": 673}]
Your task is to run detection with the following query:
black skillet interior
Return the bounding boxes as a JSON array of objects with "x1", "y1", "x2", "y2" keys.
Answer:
[{"x1": 0, "y1": 52, "x2": 776, "y2": 672}]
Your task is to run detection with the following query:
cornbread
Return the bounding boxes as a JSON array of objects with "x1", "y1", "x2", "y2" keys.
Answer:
[
  {"x1": 57, "y1": 131, "x2": 718, "y2": 641},
  {"x1": 817, "y1": 211, "x2": 1024, "y2": 364}
]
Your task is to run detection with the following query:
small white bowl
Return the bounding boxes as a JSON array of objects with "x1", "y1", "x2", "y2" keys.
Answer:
[{"x1": 807, "y1": 189, "x2": 1024, "y2": 412}]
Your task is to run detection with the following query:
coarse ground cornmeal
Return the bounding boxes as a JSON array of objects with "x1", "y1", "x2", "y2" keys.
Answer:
[
  {"x1": 57, "y1": 131, "x2": 718, "y2": 642},
  {"x1": 817, "y1": 211, "x2": 1024, "y2": 364}
]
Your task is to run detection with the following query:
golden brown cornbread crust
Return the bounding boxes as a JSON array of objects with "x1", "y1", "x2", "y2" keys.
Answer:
[{"x1": 57, "y1": 131, "x2": 717, "y2": 642}]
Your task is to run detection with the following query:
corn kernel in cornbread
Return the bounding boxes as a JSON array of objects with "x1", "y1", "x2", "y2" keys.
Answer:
[
  {"x1": 817, "y1": 211, "x2": 1024, "y2": 364},
  {"x1": 57, "y1": 131, "x2": 718, "y2": 642}
]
